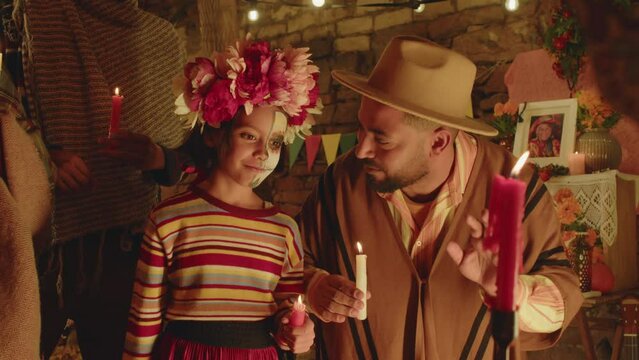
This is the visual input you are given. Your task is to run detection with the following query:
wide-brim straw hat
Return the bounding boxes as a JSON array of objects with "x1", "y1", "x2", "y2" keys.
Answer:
[{"x1": 332, "y1": 36, "x2": 498, "y2": 136}]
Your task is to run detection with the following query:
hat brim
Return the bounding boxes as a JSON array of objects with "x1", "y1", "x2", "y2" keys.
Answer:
[{"x1": 332, "y1": 70, "x2": 498, "y2": 137}]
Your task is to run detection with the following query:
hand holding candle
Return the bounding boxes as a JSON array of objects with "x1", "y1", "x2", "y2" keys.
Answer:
[
  {"x1": 289, "y1": 295, "x2": 306, "y2": 327},
  {"x1": 356, "y1": 242, "x2": 367, "y2": 320},
  {"x1": 109, "y1": 87, "x2": 123, "y2": 137}
]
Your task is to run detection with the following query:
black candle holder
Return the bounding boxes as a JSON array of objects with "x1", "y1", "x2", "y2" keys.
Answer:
[{"x1": 491, "y1": 309, "x2": 517, "y2": 360}]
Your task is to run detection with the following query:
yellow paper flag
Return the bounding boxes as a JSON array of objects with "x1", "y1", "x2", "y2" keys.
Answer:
[{"x1": 321, "y1": 134, "x2": 341, "y2": 165}]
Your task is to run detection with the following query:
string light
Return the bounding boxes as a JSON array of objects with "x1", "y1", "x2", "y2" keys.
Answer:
[
  {"x1": 414, "y1": 3, "x2": 426, "y2": 13},
  {"x1": 312, "y1": 0, "x2": 326, "y2": 7},
  {"x1": 248, "y1": 8, "x2": 259, "y2": 21},
  {"x1": 504, "y1": 0, "x2": 519, "y2": 11}
]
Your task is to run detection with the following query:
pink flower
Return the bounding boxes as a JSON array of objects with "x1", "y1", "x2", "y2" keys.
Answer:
[
  {"x1": 494, "y1": 102, "x2": 505, "y2": 116},
  {"x1": 183, "y1": 57, "x2": 216, "y2": 111},
  {"x1": 289, "y1": 74, "x2": 320, "y2": 125},
  {"x1": 267, "y1": 53, "x2": 290, "y2": 107},
  {"x1": 277, "y1": 46, "x2": 319, "y2": 117},
  {"x1": 201, "y1": 79, "x2": 240, "y2": 125}
]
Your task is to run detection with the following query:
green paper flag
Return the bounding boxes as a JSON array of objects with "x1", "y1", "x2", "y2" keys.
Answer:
[
  {"x1": 288, "y1": 136, "x2": 304, "y2": 169},
  {"x1": 339, "y1": 132, "x2": 357, "y2": 154},
  {"x1": 321, "y1": 134, "x2": 341, "y2": 166}
]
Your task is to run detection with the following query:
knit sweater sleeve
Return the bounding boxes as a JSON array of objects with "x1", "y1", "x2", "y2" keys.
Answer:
[
  {"x1": 274, "y1": 219, "x2": 304, "y2": 311},
  {"x1": 123, "y1": 217, "x2": 168, "y2": 360}
]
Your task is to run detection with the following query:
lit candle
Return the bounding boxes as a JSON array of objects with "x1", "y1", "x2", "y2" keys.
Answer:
[
  {"x1": 485, "y1": 151, "x2": 528, "y2": 312},
  {"x1": 289, "y1": 295, "x2": 306, "y2": 327},
  {"x1": 568, "y1": 152, "x2": 586, "y2": 175},
  {"x1": 356, "y1": 242, "x2": 367, "y2": 320},
  {"x1": 109, "y1": 87, "x2": 123, "y2": 137}
]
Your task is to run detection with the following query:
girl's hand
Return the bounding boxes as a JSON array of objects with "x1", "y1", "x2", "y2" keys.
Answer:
[{"x1": 274, "y1": 311, "x2": 315, "y2": 354}]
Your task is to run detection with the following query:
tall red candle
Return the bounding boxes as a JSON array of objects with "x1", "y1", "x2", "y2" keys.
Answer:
[
  {"x1": 289, "y1": 295, "x2": 306, "y2": 327},
  {"x1": 486, "y1": 152, "x2": 529, "y2": 312},
  {"x1": 109, "y1": 87, "x2": 123, "y2": 137}
]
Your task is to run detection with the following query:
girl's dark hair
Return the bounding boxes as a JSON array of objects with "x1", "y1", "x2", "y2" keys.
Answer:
[{"x1": 182, "y1": 121, "x2": 233, "y2": 176}]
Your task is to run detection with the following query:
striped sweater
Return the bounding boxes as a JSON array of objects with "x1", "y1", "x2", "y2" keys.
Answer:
[{"x1": 123, "y1": 187, "x2": 304, "y2": 359}]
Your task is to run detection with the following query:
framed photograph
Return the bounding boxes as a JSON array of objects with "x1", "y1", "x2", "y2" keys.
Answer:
[{"x1": 513, "y1": 98, "x2": 578, "y2": 167}]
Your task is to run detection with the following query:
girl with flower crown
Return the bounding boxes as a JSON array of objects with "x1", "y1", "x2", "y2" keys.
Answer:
[{"x1": 122, "y1": 35, "x2": 320, "y2": 360}]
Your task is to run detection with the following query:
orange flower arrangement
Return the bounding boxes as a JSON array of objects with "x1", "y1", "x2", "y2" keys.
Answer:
[
  {"x1": 576, "y1": 90, "x2": 621, "y2": 132},
  {"x1": 489, "y1": 100, "x2": 520, "y2": 150},
  {"x1": 553, "y1": 188, "x2": 604, "y2": 263}
]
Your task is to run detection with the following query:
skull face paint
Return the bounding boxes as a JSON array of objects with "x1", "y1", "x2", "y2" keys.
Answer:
[{"x1": 248, "y1": 111, "x2": 287, "y2": 188}]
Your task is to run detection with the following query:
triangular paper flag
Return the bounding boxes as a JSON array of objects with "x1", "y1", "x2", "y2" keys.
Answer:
[
  {"x1": 339, "y1": 132, "x2": 357, "y2": 153},
  {"x1": 288, "y1": 136, "x2": 304, "y2": 169},
  {"x1": 305, "y1": 135, "x2": 321, "y2": 172},
  {"x1": 321, "y1": 134, "x2": 341, "y2": 166}
]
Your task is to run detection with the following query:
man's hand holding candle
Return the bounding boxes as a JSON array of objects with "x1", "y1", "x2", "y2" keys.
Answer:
[
  {"x1": 447, "y1": 210, "x2": 498, "y2": 297},
  {"x1": 446, "y1": 210, "x2": 521, "y2": 301},
  {"x1": 306, "y1": 273, "x2": 371, "y2": 323}
]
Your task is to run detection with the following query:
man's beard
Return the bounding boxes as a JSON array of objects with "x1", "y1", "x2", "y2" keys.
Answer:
[{"x1": 363, "y1": 159, "x2": 429, "y2": 193}]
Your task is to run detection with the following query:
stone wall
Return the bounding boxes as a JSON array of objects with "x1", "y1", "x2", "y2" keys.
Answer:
[{"x1": 233, "y1": 0, "x2": 558, "y2": 215}]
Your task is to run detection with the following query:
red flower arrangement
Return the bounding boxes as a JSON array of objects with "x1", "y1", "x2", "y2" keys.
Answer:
[
  {"x1": 543, "y1": 1, "x2": 585, "y2": 92},
  {"x1": 175, "y1": 34, "x2": 321, "y2": 144}
]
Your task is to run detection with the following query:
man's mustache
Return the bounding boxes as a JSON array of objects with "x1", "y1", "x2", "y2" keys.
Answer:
[{"x1": 362, "y1": 159, "x2": 382, "y2": 170}]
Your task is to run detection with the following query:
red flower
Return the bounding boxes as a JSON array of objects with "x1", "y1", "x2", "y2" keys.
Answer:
[
  {"x1": 562, "y1": 8, "x2": 571, "y2": 19},
  {"x1": 234, "y1": 40, "x2": 272, "y2": 107},
  {"x1": 553, "y1": 36, "x2": 567, "y2": 51},
  {"x1": 539, "y1": 169, "x2": 551, "y2": 182},
  {"x1": 201, "y1": 79, "x2": 241, "y2": 125}
]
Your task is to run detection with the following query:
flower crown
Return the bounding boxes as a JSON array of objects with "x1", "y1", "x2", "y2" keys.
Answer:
[{"x1": 175, "y1": 34, "x2": 321, "y2": 144}]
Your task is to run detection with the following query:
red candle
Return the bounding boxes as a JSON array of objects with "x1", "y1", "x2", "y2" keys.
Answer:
[
  {"x1": 109, "y1": 87, "x2": 123, "y2": 137},
  {"x1": 486, "y1": 151, "x2": 529, "y2": 312},
  {"x1": 289, "y1": 295, "x2": 306, "y2": 327}
]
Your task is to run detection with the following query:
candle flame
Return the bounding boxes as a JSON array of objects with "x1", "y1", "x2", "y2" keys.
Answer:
[
  {"x1": 114, "y1": 87, "x2": 120, "y2": 96},
  {"x1": 356, "y1": 242, "x2": 362, "y2": 254},
  {"x1": 510, "y1": 151, "x2": 529, "y2": 178},
  {"x1": 297, "y1": 295, "x2": 302, "y2": 304}
]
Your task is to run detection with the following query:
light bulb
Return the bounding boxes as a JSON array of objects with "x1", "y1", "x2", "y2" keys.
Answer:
[
  {"x1": 248, "y1": 9, "x2": 259, "y2": 21},
  {"x1": 504, "y1": 0, "x2": 519, "y2": 12},
  {"x1": 312, "y1": 0, "x2": 325, "y2": 7},
  {"x1": 414, "y1": 3, "x2": 426, "y2": 13}
]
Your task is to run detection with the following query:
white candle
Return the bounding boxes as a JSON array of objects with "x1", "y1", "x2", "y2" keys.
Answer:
[
  {"x1": 356, "y1": 242, "x2": 367, "y2": 320},
  {"x1": 568, "y1": 152, "x2": 586, "y2": 175}
]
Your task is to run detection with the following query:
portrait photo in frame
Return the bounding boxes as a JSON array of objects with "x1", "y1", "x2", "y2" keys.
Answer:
[{"x1": 513, "y1": 98, "x2": 578, "y2": 167}]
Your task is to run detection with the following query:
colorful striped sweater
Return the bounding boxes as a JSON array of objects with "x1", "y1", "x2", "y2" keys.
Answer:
[{"x1": 123, "y1": 187, "x2": 304, "y2": 359}]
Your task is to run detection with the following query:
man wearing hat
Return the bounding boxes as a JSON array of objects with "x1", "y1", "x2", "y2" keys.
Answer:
[{"x1": 298, "y1": 36, "x2": 582, "y2": 359}]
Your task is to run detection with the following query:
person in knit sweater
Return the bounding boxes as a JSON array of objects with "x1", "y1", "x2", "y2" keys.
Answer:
[
  {"x1": 3, "y1": 0, "x2": 189, "y2": 358},
  {"x1": 123, "y1": 36, "x2": 319, "y2": 359}
]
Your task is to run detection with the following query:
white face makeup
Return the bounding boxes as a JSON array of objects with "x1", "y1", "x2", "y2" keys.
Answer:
[{"x1": 249, "y1": 111, "x2": 287, "y2": 188}]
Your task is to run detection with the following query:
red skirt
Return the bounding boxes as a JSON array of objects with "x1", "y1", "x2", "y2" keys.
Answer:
[{"x1": 155, "y1": 332, "x2": 279, "y2": 360}]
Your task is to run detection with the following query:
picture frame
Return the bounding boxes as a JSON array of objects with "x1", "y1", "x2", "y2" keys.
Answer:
[{"x1": 513, "y1": 98, "x2": 578, "y2": 167}]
